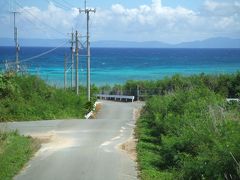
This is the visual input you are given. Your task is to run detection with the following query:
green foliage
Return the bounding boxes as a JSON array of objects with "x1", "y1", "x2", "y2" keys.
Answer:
[
  {"x1": 0, "y1": 131, "x2": 40, "y2": 180},
  {"x1": 137, "y1": 85, "x2": 240, "y2": 179},
  {"x1": 102, "y1": 72, "x2": 240, "y2": 99},
  {"x1": 0, "y1": 73, "x2": 18, "y2": 98},
  {"x1": 0, "y1": 73, "x2": 94, "y2": 121}
]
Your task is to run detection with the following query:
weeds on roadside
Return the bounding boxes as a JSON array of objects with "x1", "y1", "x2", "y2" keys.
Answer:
[{"x1": 0, "y1": 131, "x2": 40, "y2": 180}]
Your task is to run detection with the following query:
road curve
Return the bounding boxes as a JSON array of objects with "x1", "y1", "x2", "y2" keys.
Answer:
[{"x1": 1, "y1": 100, "x2": 143, "y2": 180}]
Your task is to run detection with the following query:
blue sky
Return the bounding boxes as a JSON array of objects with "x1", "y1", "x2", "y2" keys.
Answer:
[
  {"x1": 1, "y1": 0, "x2": 203, "y2": 10},
  {"x1": 0, "y1": 0, "x2": 239, "y2": 43}
]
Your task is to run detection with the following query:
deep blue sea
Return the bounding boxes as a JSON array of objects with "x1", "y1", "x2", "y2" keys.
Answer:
[{"x1": 0, "y1": 47, "x2": 240, "y2": 86}]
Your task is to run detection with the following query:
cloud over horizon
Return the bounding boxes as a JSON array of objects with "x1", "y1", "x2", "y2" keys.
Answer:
[{"x1": 0, "y1": 0, "x2": 239, "y2": 43}]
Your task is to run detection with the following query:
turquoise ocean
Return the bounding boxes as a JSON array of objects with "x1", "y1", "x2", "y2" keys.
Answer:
[{"x1": 0, "y1": 47, "x2": 240, "y2": 86}]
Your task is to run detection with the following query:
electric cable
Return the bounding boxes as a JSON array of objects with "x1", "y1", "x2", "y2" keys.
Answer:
[
  {"x1": 14, "y1": 0, "x2": 67, "y2": 37},
  {"x1": 7, "y1": 40, "x2": 68, "y2": 65}
]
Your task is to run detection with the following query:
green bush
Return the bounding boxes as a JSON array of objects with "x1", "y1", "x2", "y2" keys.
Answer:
[
  {"x1": 101, "y1": 72, "x2": 240, "y2": 100},
  {"x1": 137, "y1": 86, "x2": 240, "y2": 179},
  {"x1": 0, "y1": 73, "x2": 95, "y2": 121}
]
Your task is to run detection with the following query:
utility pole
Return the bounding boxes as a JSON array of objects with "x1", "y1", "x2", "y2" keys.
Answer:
[
  {"x1": 71, "y1": 31, "x2": 75, "y2": 89},
  {"x1": 137, "y1": 85, "x2": 140, "y2": 101},
  {"x1": 75, "y1": 31, "x2": 79, "y2": 95},
  {"x1": 64, "y1": 54, "x2": 67, "y2": 90},
  {"x1": 5, "y1": 60, "x2": 9, "y2": 72},
  {"x1": 12, "y1": 11, "x2": 20, "y2": 72},
  {"x1": 79, "y1": 0, "x2": 96, "y2": 101}
]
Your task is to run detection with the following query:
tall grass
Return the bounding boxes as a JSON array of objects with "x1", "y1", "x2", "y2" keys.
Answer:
[
  {"x1": 136, "y1": 77, "x2": 240, "y2": 179},
  {"x1": 0, "y1": 73, "x2": 96, "y2": 121},
  {"x1": 0, "y1": 131, "x2": 40, "y2": 180}
]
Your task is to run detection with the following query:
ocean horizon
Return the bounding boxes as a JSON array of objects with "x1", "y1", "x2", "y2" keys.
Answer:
[{"x1": 0, "y1": 47, "x2": 240, "y2": 86}]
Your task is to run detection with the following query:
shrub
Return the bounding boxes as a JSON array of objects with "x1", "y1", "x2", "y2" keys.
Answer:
[
  {"x1": 0, "y1": 73, "x2": 94, "y2": 121},
  {"x1": 137, "y1": 86, "x2": 240, "y2": 179}
]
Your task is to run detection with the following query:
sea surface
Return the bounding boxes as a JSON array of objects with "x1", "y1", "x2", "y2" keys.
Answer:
[{"x1": 0, "y1": 47, "x2": 240, "y2": 86}]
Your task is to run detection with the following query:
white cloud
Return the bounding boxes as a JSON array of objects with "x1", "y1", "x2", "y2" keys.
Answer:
[
  {"x1": 111, "y1": 4, "x2": 125, "y2": 14},
  {"x1": 90, "y1": 0, "x2": 240, "y2": 42},
  {"x1": 204, "y1": 0, "x2": 221, "y2": 11},
  {"x1": 203, "y1": 0, "x2": 240, "y2": 16},
  {"x1": 0, "y1": 0, "x2": 239, "y2": 43},
  {"x1": 0, "y1": 2, "x2": 81, "y2": 39}
]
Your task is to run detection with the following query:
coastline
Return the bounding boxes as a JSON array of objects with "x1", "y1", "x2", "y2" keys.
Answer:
[{"x1": 1, "y1": 47, "x2": 240, "y2": 87}]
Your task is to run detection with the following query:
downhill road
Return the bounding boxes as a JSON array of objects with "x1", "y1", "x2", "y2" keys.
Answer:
[{"x1": 0, "y1": 100, "x2": 143, "y2": 180}]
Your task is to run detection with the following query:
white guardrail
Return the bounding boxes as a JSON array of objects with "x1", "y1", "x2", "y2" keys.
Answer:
[
  {"x1": 226, "y1": 98, "x2": 240, "y2": 102},
  {"x1": 85, "y1": 102, "x2": 101, "y2": 119},
  {"x1": 96, "y1": 94, "x2": 135, "y2": 102}
]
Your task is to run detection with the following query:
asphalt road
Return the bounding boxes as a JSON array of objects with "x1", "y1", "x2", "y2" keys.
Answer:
[{"x1": 0, "y1": 100, "x2": 143, "y2": 180}]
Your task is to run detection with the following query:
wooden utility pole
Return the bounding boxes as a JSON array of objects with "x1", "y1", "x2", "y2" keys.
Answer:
[
  {"x1": 79, "y1": 0, "x2": 96, "y2": 101},
  {"x1": 75, "y1": 31, "x2": 79, "y2": 95}
]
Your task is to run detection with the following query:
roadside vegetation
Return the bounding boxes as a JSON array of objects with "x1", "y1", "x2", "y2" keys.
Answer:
[
  {"x1": 0, "y1": 73, "x2": 97, "y2": 122},
  {"x1": 0, "y1": 72, "x2": 98, "y2": 179},
  {"x1": 0, "y1": 131, "x2": 40, "y2": 180},
  {"x1": 101, "y1": 72, "x2": 240, "y2": 99},
  {"x1": 1, "y1": 72, "x2": 240, "y2": 179},
  {"x1": 133, "y1": 73, "x2": 240, "y2": 179}
]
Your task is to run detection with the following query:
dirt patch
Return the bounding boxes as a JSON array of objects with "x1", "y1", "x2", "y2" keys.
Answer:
[
  {"x1": 120, "y1": 136, "x2": 137, "y2": 161},
  {"x1": 133, "y1": 108, "x2": 142, "y2": 120},
  {"x1": 119, "y1": 107, "x2": 142, "y2": 161},
  {"x1": 30, "y1": 133, "x2": 54, "y2": 144},
  {"x1": 40, "y1": 136, "x2": 75, "y2": 152},
  {"x1": 31, "y1": 132, "x2": 77, "y2": 153},
  {"x1": 95, "y1": 103, "x2": 102, "y2": 112},
  {"x1": 35, "y1": 135, "x2": 53, "y2": 144}
]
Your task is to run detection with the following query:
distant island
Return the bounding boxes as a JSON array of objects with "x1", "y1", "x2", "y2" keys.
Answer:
[{"x1": 0, "y1": 37, "x2": 239, "y2": 48}]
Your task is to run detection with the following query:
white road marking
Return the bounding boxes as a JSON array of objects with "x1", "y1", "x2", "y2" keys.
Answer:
[
  {"x1": 103, "y1": 149, "x2": 112, "y2": 153},
  {"x1": 100, "y1": 141, "x2": 111, "y2": 147},
  {"x1": 126, "y1": 123, "x2": 135, "y2": 127},
  {"x1": 111, "y1": 136, "x2": 121, "y2": 141},
  {"x1": 120, "y1": 129, "x2": 124, "y2": 133},
  {"x1": 122, "y1": 174, "x2": 138, "y2": 179}
]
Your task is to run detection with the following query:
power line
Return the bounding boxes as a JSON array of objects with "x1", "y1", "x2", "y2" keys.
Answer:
[
  {"x1": 60, "y1": 0, "x2": 75, "y2": 8},
  {"x1": 7, "y1": 41, "x2": 68, "y2": 65},
  {"x1": 45, "y1": 0, "x2": 71, "y2": 11},
  {"x1": 20, "y1": 41, "x2": 68, "y2": 63},
  {"x1": 17, "y1": 5, "x2": 77, "y2": 41},
  {"x1": 45, "y1": 0, "x2": 81, "y2": 32},
  {"x1": 14, "y1": 0, "x2": 67, "y2": 37},
  {"x1": 18, "y1": 13, "x2": 52, "y2": 37}
]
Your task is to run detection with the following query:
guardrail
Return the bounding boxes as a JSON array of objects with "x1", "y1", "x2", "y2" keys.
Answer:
[
  {"x1": 226, "y1": 98, "x2": 240, "y2": 102},
  {"x1": 85, "y1": 102, "x2": 101, "y2": 119},
  {"x1": 96, "y1": 94, "x2": 135, "y2": 102}
]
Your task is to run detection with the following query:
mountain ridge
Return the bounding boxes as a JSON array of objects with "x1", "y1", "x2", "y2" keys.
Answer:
[{"x1": 0, "y1": 37, "x2": 239, "y2": 48}]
